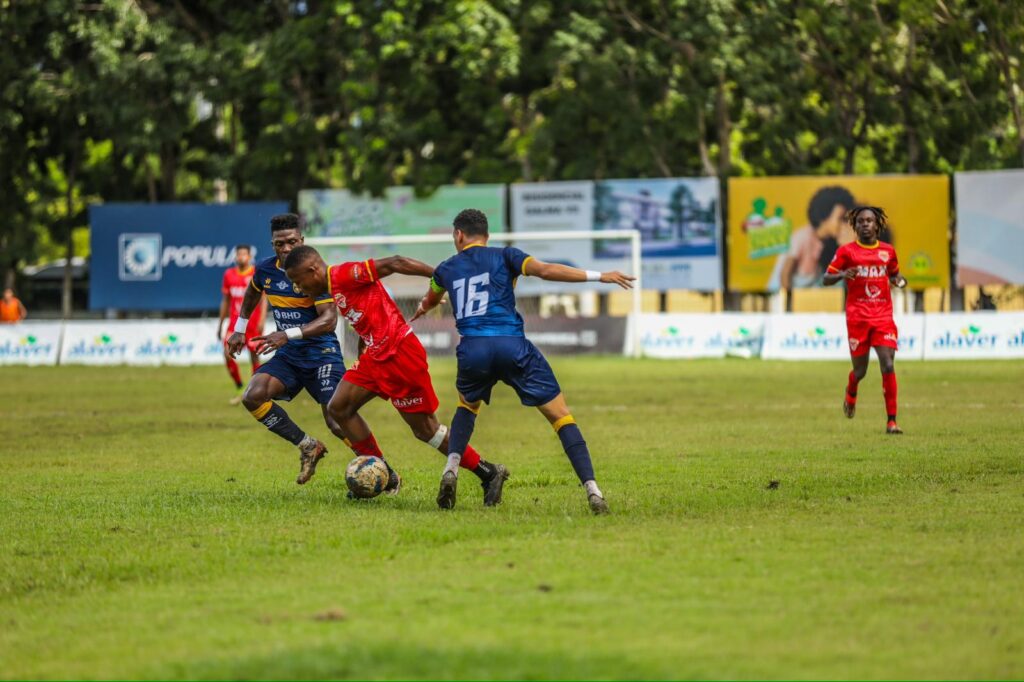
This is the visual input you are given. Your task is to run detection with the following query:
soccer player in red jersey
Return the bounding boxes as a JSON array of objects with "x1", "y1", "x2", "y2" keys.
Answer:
[
  {"x1": 824, "y1": 206, "x2": 908, "y2": 434},
  {"x1": 217, "y1": 245, "x2": 267, "y2": 405},
  {"x1": 283, "y1": 245, "x2": 510, "y2": 505}
]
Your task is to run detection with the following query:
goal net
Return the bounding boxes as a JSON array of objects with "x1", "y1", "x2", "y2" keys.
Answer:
[{"x1": 305, "y1": 230, "x2": 643, "y2": 358}]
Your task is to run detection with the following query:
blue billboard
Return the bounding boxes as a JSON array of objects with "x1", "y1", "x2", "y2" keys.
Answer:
[{"x1": 89, "y1": 203, "x2": 288, "y2": 311}]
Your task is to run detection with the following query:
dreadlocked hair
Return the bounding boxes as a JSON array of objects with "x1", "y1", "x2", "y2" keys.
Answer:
[{"x1": 846, "y1": 205, "x2": 888, "y2": 237}]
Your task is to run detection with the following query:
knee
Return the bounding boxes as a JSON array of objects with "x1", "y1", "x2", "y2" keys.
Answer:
[
  {"x1": 853, "y1": 366, "x2": 868, "y2": 380},
  {"x1": 328, "y1": 399, "x2": 357, "y2": 423},
  {"x1": 880, "y1": 360, "x2": 895, "y2": 375},
  {"x1": 242, "y1": 384, "x2": 267, "y2": 411}
]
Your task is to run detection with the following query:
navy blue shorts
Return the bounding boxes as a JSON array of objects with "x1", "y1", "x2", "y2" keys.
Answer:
[
  {"x1": 456, "y1": 336, "x2": 561, "y2": 407},
  {"x1": 256, "y1": 353, "x2": 345, "y2": 405}
]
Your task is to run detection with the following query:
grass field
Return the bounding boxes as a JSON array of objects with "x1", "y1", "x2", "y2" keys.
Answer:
[{"x1": 1, "y1": 358, "x2": 1023, "y2": 680}]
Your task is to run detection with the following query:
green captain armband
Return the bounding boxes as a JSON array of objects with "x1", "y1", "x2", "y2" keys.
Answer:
[{"x1": 429, "y1": 277, "x2": 444, "y2": 294}]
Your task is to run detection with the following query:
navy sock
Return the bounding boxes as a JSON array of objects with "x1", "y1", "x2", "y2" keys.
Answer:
[
  {"x1": 252, "y1": 402, "x2": 306, "y2": 446},
  {"x1": 557, "y1": 422, "x2": 595, "y2": 484},
  {"x1": 448, "y1": 406, "x2": 477, "y2": 457}
]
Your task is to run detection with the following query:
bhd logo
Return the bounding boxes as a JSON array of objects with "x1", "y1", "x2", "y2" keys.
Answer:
[{"x1": 119, "y1": 234, "x2": 163, "y2": 281}]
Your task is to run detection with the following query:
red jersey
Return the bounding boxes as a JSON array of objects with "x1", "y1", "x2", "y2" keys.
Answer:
[
  {"x1": 827, "y1": 240, "x2": 900, "y2": 322},
  {"x1": 222, "y1": 266, "x2": 258, "y2": 322},
  {"x1": 328, "y1": 259, "x2": 412, "y2": 360}
]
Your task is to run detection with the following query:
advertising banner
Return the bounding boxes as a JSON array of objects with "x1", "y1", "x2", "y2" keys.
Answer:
[
  {"x1": 90, "y1": 203, "x2": 288, "y2": 311},
  {"x1": 761, "y1": 313, "x2": 924, "y2": 360},
  {"x1": 408, "y1": 315, "x2": 627, "y2": 356},
  {"x1": 299, "y1": 184, "x2": 505, "y2": 296},
  {"x1": 0, "y1": 322, "x2": 63, "y2": 366},
  {"x1": 954, "y1": 170, "x2": 1024, "y2": 285},
  {"x1": 509, "y1": 181, "x2": 598, "y2": 294},
  {"x1": 923, "y1": 312, "x2": 1024, "y2": 359},
  {"x1": 728, "y1": 176, "x2": 949, "y2": 292},
  {"x1": 59, "y1": 320, "x2": 277, "y2": 366},
  {"x1": 631, "y1": 313, "x2": 765, "y2": 359}
]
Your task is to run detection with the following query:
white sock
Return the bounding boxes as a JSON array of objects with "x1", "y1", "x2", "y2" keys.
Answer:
[
  {"x1": 444, "y1": 453, "x2": 461, "y2": 477},
  {"x1": 298, "y1": 434, "x2": 315, "y2": 450},
  {"x1": 584, "y1": 480, "x2": 603, "y2": 498}
]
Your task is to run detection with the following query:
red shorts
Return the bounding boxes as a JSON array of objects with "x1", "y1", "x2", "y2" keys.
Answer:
[
  {"x1": 343, "y1": 333, "x2": 439, "y2": 414},
  {"x1": 847, "y1": 317, "x2": 898, "y2": 356}
]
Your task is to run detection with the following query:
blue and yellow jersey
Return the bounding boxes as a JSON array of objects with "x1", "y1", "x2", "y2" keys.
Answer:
[
  {"x1": 431, "y1": 245, "x2": 531, "y2": 337},
  {"x1": 252, "y1": 256, "x2": 342, "y2": 365}
]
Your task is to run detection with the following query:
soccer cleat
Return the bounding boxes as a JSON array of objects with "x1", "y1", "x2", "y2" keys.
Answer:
[
  {"x1": 886, "y1": 420, "x2": 903, "y2": 435},
  {"x1": 229, "y1": 393, "x2": 244, "y2": 406},
  {"x1": 384, "y1": 466, "x2": 402, "y2": 496},
  {"x1": 588, "y1": 493, "x2": 610, "y2": 515},
  {"x1": 843, "y1": 396, "x2": 856, "y2": 419},
  {"x1": 437, "y1": 471, "x2": 458, "y2": 510},
  {"x1": 481, "y1": 463, "x2": 510, "y2": 506},
  {"x1": 296, "y1": 439, "x2": 327, "y2": 484}
]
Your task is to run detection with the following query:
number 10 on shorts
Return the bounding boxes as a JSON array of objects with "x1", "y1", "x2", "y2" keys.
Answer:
[{"x1": 452, "y1": 274, "x2": 489, "y2": 319}]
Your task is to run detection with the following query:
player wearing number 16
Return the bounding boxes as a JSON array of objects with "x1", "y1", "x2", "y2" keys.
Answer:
[{"x1": 413, "y1": 208, "x2": 636, "y2": 514}]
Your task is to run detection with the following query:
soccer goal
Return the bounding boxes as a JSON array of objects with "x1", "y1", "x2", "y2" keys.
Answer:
[{"x1": 305, "y1": 230, "x2": 643, "y2": 357}]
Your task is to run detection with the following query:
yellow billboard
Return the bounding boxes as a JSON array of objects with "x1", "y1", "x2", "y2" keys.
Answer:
[{"x1": 727, "y1": 176, "x2": 950, "y2": 291}]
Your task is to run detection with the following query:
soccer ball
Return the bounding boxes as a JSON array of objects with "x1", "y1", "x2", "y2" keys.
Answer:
[{"x1": 345, "y1": 456, "x2": 389, "y2": 499}]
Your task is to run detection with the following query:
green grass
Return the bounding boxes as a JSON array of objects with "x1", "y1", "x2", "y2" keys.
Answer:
[{"x1": 1, "y1": 358, "x2": 1023, "y2": 680}]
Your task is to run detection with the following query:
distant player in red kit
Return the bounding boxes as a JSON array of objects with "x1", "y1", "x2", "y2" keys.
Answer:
[
  {"x1": 217, "y1": 244, "x2": 267, "y2": 405},
  {"x1": 824, "y1": 207, "x2": 908, "y2": 434},
  {"x1": 284, "y1": 245, "x2": 509, "y2": 505}
]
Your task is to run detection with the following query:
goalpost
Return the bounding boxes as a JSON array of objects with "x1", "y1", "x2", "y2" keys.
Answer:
[{"x1": 306, "y1": 229, "x2": 644, "y2": 357}]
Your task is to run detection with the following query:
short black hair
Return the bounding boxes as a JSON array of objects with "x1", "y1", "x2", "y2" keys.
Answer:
[
  {"x1": 847, "y1": 205, "x2": 889, "y2": 237},
  {"x1": 807, "y1": 186, "x2": 856, "y2": 229},
  {"x1": 453, "y1": 209, "x2": 489, "y2": 237},
  {"x1": 235, "y1": 244, "x2": 251, "y2": 253},
  {"x1": 270, "y1": 213, "x2": 302, "y2": 233},
  {"x1": 283, "y1": 244, "x2": 321, "y2": 271}
]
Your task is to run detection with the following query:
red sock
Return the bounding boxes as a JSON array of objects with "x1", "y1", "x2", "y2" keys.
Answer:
[
  {"x1": 882, "y1": 372, "x2": 898, "y2": 420},
  {"x1": 226, "y1": 357, "x2": 242, "y2": 387},
  {"x1": 845, "y1": 370, "x2": 859, "y2": 403},
  {"x1": 460, "y1": 444, "x2": 481, "y2": 471},
  {"x1": 350, "y1": 434, "x2": 384, "y2": 458}
]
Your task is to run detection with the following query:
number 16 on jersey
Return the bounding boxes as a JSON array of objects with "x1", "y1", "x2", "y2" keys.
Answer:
[{"x1": 452, "y1": 274, "x2": 490, "y2": 319}]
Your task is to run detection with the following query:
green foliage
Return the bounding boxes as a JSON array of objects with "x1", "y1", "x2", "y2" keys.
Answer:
[
  {"x1": 1, "y1": 359, "x2": 1023, "y2": 678},
  {"x1": 1, "y1": 0, "x2": 1021, "y2": 273}
]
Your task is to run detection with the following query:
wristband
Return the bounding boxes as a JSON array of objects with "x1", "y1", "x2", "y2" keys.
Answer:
[
  {"x1": 233, "y1": 317, "x2": 249, "y2": 334},
  {"x1": 285, "y1": 327, "x2": 303, "y2": 341},
  {"x1": 585, "y1": 270, "x2": 601, "y2": 282}
]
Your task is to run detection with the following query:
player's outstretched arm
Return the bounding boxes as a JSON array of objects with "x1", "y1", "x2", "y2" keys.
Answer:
[
  {"x1": 411, "y1": 285, "x2": 445, "y2": 322},
  {"x1": 523, "y1": 258, "x2": 635, "y2": 290},
  {"x1": 226, "y1": 284, "x2": 263, "y2": 356},
  {"x1": 374, "y1": 255, "x2": 435, "y2": 279}
]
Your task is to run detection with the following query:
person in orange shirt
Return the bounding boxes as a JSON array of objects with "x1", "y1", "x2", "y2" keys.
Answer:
[{"x1": 1, "y1": 288, "x2": 27, "y2": 323}]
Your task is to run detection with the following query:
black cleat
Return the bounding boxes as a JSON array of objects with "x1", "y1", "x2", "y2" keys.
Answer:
[
  {"x1": 843, "y1": 396, "x2": 856, "y2": 419},
  {"x1": 384, "y1": 466, "x2": 402, "y2": 496},
  {"x1": 437, "y1": 471, "x2": 458, "y2": 510},
  {"x1": 297, "y1": 439, "x2": 327, "y2": 485},
  {"x1": 481, "y1": 464, "x2": 510, "y2": 506},
  {"x1": 588, "y1": 493, "x2": 609, "y2": 515}
]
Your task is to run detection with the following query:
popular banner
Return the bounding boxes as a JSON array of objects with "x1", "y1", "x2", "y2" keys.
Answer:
[
  {"x1": 630, "y1": 313, "x2": 765, "y2": 359},
  {"x1": 923, "y1": 312, "x2": 1024, "y2": 359},
  {"x1": 954, "y1": 170, "x2": 1024, "y2": 285},
  {"x1": 761, "y1": 313, "x2": 925, "y2": 360},
  {"x1": 511, "y1": 178, "x2": 722, "y2": 291},
  {"x1": 299, "y1": 184, "x2": 505, "y2": 296},
  {"x1": 90, "y1": 203, "x2": 288, "y2": 311},
  {"x1": 728, "y1": 176, "x2": 949, "y2": 292},
  {"x1": 0, "y1": 322, "x2": 63, "y2": 366}
]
